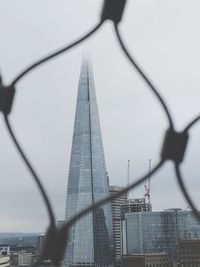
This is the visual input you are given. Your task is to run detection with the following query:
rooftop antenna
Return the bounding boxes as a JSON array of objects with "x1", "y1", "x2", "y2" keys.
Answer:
[{"x1": 144, "y1": 158, "x2": 151, "y2": 204}]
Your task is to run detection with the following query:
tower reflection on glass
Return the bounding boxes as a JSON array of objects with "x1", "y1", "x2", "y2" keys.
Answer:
[{"x1": 65, "y1": 61, "x2": 114, "y2": 267}]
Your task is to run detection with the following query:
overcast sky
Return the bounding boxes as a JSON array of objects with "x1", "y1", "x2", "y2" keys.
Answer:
[{"x1": 0, "y1": 1, "x2": 200, "y2": 232}]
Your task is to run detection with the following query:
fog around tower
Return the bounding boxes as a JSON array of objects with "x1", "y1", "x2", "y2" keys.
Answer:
[{"x1": 0, "y1": 1, "x2": 200, "y2": 232}]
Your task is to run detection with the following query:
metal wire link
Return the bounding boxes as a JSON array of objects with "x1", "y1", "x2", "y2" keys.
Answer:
[{"x1": 1, "y1": 0, "x2": 200, "y2": 266}]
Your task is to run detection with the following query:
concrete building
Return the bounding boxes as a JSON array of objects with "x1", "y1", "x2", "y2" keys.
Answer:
[
  {"x1": 179, "y1": 239, "x2": 200, "y2": 267},
  {"x1": 122, "y1": 253, "x2": 172, "y2": 267},
  {"x1": 109, "y1": 186, "x2": 127, "y2": 266},
  {"x1": 0, "y1": 245, "x2": 10, "y2": 256},
  {"x1": 18, "y1": 252, "x2": 32, "y2": 266},
  {"x1": 37, "y1": 234, "x2": 45, "y2": 255},
  {"x1": 121, "y1": 255, "x2": 145, "y2": 267},
  {"x1": 144, "y1": 253, "x2": 172, "y2": 267},
  {"x1": 0, "y1": 256, "x2": 10, "y2": 267}
]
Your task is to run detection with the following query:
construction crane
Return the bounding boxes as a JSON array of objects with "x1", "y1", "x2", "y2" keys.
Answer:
[
  {"x1": 144, "y1": 158, "x2": 151, "y2": 204},
  {"x1": 126, "y1": 160, "x2": 130, "y2": 202}
]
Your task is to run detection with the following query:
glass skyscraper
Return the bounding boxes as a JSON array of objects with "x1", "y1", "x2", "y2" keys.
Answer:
[
  {"x1": 122, "y1": 209, "x2": 200, "y2": 260},
  {"x1": 65, "y1": 61, "x2": 114, "y2": 267}
]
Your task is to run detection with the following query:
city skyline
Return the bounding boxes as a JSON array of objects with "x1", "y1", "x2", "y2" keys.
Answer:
[{"x1": 0, "y1": 1, "x2": 200, "y2": 232}]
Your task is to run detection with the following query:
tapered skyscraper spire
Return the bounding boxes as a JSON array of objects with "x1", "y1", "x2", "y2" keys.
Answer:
[{"x1": 65, "y1": 61, "x2": 114, "y2": 266}]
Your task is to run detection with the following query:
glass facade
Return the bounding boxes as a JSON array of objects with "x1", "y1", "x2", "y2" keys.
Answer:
[
  {"x1": 123, "y1": 209, "x2": 200, "y2": 260},
  {"x1": 65, "y1": 61, "x2": 114, "y2": 266}
]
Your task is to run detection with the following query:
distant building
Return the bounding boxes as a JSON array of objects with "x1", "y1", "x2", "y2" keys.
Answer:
[
  {"x1": 10, "y1": 253, "x2": 18, "y2": 267},
  {"x1": 18, "y1": 252, "x2": 32, "y2": 266},
  {"x1": 122, "y1": 253, "x2": 172, "y2": 267},
  {"x1": 121, "y1": 254, "x2": 144, "y2": 267},
  {"x1": 122, "y1": 209, "x2": 200, "y2": 262},
  {"x1": 144, "y1": 253, "x2": 172, "y2": 267},
  {"x1": 179, "y1": 239, "x2": 200, "y2": 267},
  {"x1": 109, "y1": 186, "x2": 127, "y2": 266},
  {"x1": 0, "y1": 245, "x2": 10, "y2": 256},
  {"x1": 0, "y1": 256, "x2": 10, "y2": 267},
  {"x1": 37, "y1": 234, "x2": 45, "y2": 255}
]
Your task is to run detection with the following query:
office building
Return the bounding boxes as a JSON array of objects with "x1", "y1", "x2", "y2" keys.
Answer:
[
  {"x1": 0, "y1": 246, "x2": 10, "y2": 267},
  {"x1": 109, "y1": 186, "x2": 127, "y2": 266},
  {"x1": 122, "y1": 209, "x2": 200, "y2": 262},
  {"x1": 122, "y1": 253, "x2": 172, "y2": 267},
  {"x1": 37, "y1": 234, "x2": 45, "y2": 255},
  {"x1": 144, "y1": 253, "x2": 172, "y2": 267},
  {"x1": 65, "y1": 61, "x2": 114, "y2": 266},
  {"x1": 18, "y1": 252, "x2": 32, "y2": 266},
  {"x1": 179, "y1": 239, "x2": 200, "y2": 267},
  {"x1": 121, "y1": 255, "x2": 144, "y2": 267},
  {"x1": 121, "y1": 198, "x2": 152, "y2": 256}
]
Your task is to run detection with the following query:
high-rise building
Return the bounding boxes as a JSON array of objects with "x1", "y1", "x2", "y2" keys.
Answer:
[
  {"x1": 121, "y1": 198, "x2": 152, "y2": 257},
  {"x1": 37, "y1": 234, "x2": 45, "y2": 255},
  {"x1": 122, "y1": 209, "x2": 200, "y2": 263},
  {"x1": 65, "y1": 61, "x2": 114, "y2": 266},
  {"x1": 109, "y1": 186, "x2": 127, "y2": 266},
  {"x1": 109, "y1": 189, "x2": 151, "y2": 265}
]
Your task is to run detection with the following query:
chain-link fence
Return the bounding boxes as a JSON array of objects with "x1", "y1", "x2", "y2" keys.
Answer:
[{"x1": 0, "y1": 1, "x2": 200, "y2": 266}]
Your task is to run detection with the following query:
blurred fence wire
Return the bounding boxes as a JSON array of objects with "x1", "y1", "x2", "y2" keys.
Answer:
[{"x1": 0, "y1": 0, "x2": 200, "y2": 266}]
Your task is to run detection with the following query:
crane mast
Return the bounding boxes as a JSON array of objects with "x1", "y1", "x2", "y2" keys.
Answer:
[
  {"x1": 127, "y1": 160, "x2": 130, "y2": 201},
  {"x1": 144, "y1": 158, "x2": 151, "y2": 204}
]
